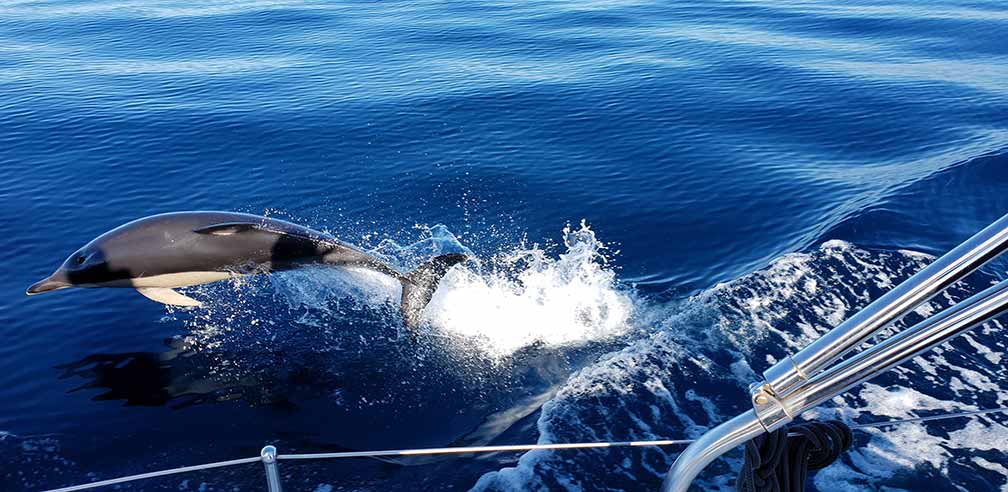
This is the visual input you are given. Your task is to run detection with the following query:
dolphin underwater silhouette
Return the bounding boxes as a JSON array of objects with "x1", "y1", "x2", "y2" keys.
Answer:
[{"x1": 26, "y1": 211, "x2": 467, "y2": 328}]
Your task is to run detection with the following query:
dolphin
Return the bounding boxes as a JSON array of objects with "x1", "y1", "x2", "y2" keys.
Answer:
[{"x1": 26, "y1": 211, "x2": 467, "y2": 328}]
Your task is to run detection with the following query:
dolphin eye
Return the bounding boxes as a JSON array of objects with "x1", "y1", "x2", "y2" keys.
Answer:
[{"x1": 75, "y1": 254, "x2": 87, "y2": 265}]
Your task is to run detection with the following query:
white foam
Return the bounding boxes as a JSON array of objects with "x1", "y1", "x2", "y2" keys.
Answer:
[
  {"x1": 424, "y1": 222, "x2": 634, "y2": 357},
  {"x1": 854, "y1": 383, "x2": 967, "y2": 418}
]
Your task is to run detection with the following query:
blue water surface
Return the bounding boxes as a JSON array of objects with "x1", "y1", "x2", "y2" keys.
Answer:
[{"x1": 2, "y1": 1, "x2": 1008, "y2": 490}]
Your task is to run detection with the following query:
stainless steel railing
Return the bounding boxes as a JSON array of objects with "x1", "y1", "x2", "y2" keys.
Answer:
[
  {"x1": 762, "y1": 213, "x2": 1008, "y2": 398},
  {"x1": 262, "y1": 446, "x2": 283, "y2": 492},
  {"x1": 662, "y1": 212, "x2": 1008, "y2": 492}
]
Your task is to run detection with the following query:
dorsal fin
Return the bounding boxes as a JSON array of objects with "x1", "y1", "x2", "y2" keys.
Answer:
[
  {"x1": 193, "y1": 220, "x2": 337, "y2": 245},
  {"x1": 193, "y1": 222, "x2": 267, "y2": 236}
]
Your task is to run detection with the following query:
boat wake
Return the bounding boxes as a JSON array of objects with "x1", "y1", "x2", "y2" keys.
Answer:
[{"x1": 474, "y1": 241, "x2": 1008, "y2": 492}]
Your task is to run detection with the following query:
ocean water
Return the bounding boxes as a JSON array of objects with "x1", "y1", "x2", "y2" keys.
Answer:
[{"x1": 2, "y1": 0, "x2": 1008, "y2": 490}]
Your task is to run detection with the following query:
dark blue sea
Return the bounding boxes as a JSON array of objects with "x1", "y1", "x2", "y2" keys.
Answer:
[{"x1": 2, "y1": 1, "x2": 1008, "y2": 491}]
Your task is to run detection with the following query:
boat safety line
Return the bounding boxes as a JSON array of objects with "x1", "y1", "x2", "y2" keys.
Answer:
[
  {"x1": 41, "y1": 406, "x2": 1008, "y2": 492},
  {"x1": 849, "y1": 406, "x2": 1008, "y2": 430},
  {"x1": 278, "y1": 439, "x2": 695, "y2": 460},
  {"x1": 43, "y1": 457, "x2": 262, "y2": 492}
]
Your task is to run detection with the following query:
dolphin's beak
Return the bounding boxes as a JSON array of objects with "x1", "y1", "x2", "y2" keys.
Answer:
[{"x1": 27, "y1": 273, "x2": 71, "y2": 295}]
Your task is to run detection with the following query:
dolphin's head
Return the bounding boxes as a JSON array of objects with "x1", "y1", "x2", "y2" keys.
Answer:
[{"x1": 27, "y1": 243, "x2": 112, "y2": 295}]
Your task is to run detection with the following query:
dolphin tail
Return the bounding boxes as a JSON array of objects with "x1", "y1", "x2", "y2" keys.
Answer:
[{"x1": 400, "y1": 253, "x2": 468, "y2": 329}]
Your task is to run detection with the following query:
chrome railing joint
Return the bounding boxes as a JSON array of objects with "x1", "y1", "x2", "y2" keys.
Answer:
[{"x1": 261, "y1": 445, "x2": 283, "y2": 492}]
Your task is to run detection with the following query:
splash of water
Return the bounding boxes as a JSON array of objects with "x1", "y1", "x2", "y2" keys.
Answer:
[{"x1": 425, "y1": 221, "x2": 635, "y2": 357}]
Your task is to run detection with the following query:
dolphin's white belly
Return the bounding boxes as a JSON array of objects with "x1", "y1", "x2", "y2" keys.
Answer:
[{"x1": 127, "y1": 271, "x2": 238, "y2": 288}]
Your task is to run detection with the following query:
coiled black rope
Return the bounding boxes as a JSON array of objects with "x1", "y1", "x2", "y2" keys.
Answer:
[{"x1": 736, "y1": 420, "x2": 853, "y2": 492}]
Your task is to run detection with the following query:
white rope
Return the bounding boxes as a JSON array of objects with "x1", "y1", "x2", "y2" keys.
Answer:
[
  {"x1": 41, "y1": 406, "x2": 1008, "y2": 492},
  {"x1": 279, "y1": 439, "x2": 695, "y2": 460},
  {"x1": 850, "y1": 406, "x2": 1008, "y2": 430},
  {"x1": 43, "y1": 456, "x2": 262, "y2": 492}
]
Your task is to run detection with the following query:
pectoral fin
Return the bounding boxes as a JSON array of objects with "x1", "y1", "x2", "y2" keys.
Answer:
[{"x1": 136, "y1": 287, "x2": 203, "y2": 307}]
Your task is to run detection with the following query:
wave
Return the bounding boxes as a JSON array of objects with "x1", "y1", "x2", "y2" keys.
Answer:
[
  {"x1": 820, "y1": 147, "x2": 1008, "y2": 256},
  {"x1": 473, "y1": 241, "x2": 1008, "y2": 491}
]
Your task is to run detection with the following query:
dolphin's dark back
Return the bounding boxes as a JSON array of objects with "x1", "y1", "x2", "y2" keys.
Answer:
[{"x1": 75, "y1": 212, "x2": 343, "y2": 284}]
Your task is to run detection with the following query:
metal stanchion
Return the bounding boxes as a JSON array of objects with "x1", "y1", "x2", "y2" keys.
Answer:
[{"x1": 261, "y1": 446, "x2": 283, "y2": 492}]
